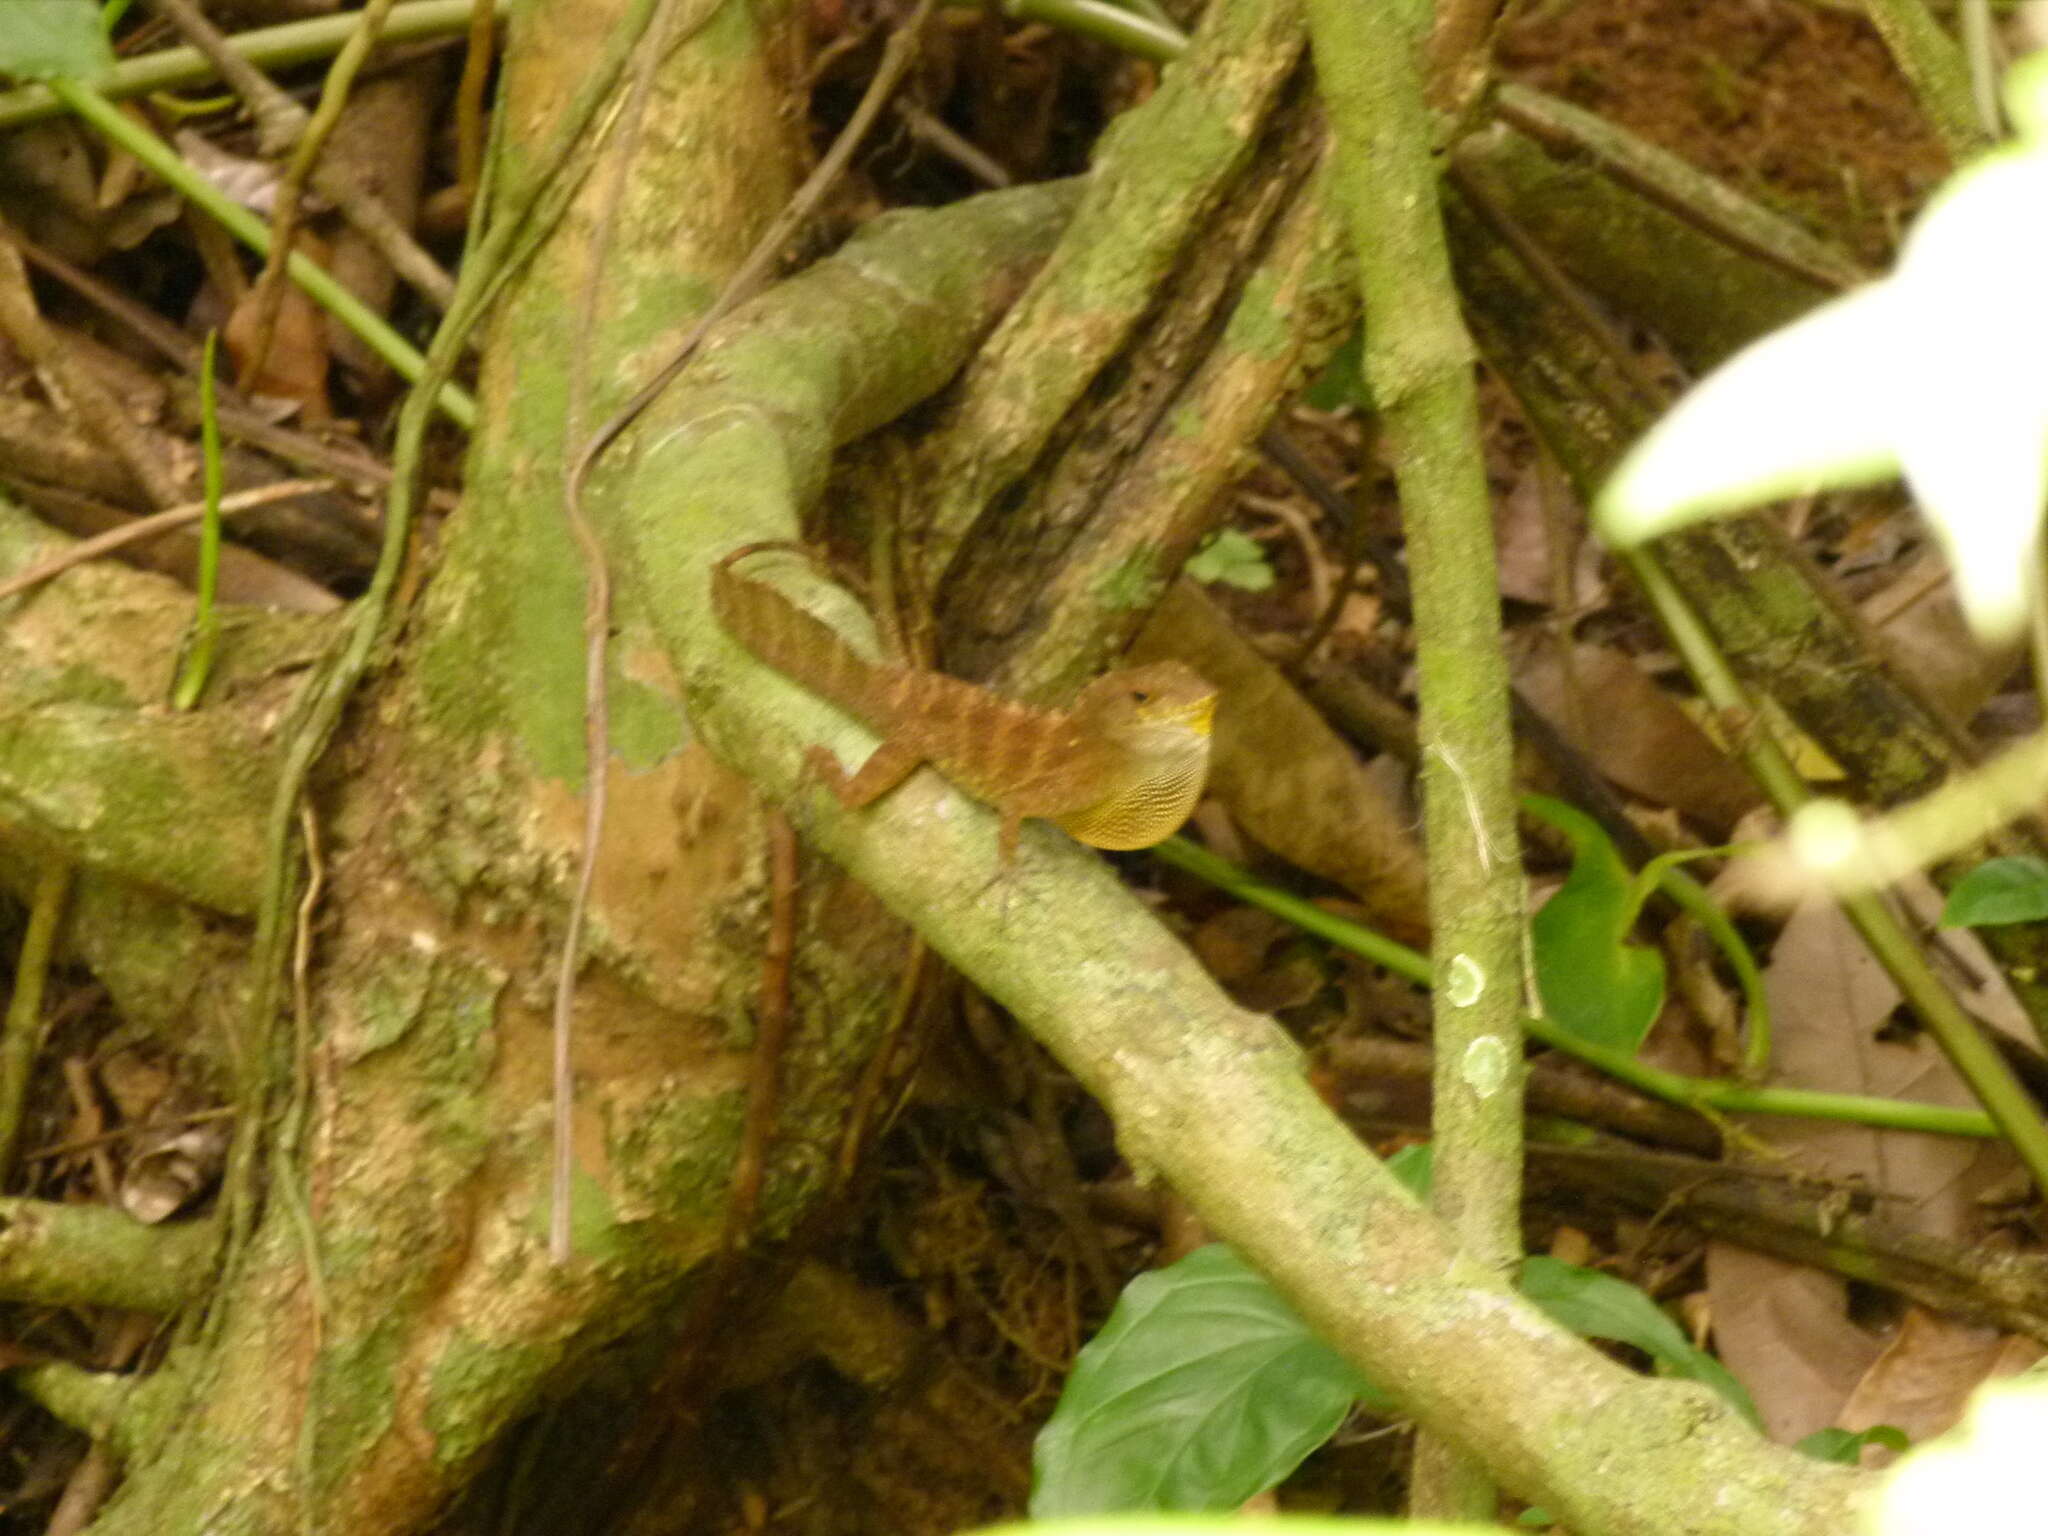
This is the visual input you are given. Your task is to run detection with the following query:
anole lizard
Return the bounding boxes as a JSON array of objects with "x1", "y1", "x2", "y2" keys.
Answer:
[{"x1": 711, "y1": 543, "x2": 1219, "y2": 859}]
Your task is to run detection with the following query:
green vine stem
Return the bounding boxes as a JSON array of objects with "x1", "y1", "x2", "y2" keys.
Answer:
[
  {"x1": 1001, "y1": 0, "x2": 1184, "y2": 60},
  {"x1": 1153, "y1": 836, "x2": 1998, "y2": 1142},
  {"x1": 0, "y1": 0, "x2": 482, "y2": 130}
]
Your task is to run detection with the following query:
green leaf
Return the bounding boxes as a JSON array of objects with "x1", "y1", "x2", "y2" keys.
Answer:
[
  {"x1": 1798, "y1": 1424, "x2": 1909, "y2": 1465},
  {"x1": 1525, "y1": 796, "x2": 1666, "y2": 1054},
  {"x1": 1, "y1": 1, "x2": 115, "y2": 82},
  {"x1": 1031, "y1": 1245, "x2": 1378, "y2": 1517},
  {"x1": 1185, "y1": 529, "x2": 1275, "y2": 592},
  {"x1": 1304, "y1": 329, "x2": 1371, "y2": 412},
  {"x1": 1517, "y1": 1257, "x2": 1761, "y2": 1428},
  {"x1": 1383, "y1": 1141, "x2": 1431, "y2": 1200},
  {"x1": 1941, "y1": 856, "x2": 2048, "y2": 928},
  {"x1": 1031, "y1": 1228, "x2": 1760, "y2": 1523}
]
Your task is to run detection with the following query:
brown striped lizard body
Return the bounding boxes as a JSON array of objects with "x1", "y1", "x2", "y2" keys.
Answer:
[{"x1": 711, "y1": 543, "x2": 1217, "y2": 859}]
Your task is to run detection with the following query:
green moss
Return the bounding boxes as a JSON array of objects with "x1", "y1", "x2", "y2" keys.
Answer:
[
  {"x1": 426, "y1": 955, "x2": 503, "y2": 1089},
  {"x1": 312, "y1": 1321, "x2": 404, "y2": 1499},
  {"x1": 46, "y1": 662, "x2": 136, "y2": 709},
  {"x1": 608, "y1": 671, "x2": 687, "y2": 770},
  {"x1": 426, "y1": 1330, "x2": 552, "y2": 1467},
  {"x1": 522, "y1": 1164, "x2": 630, "y2": 1263},
  {"x1": 1223, "y1": 267, "x2": 1292, "y2": 363},
  {"x1": 346, "y1": 945, "x2": 438, "y2": 1063},
  {"x1": 610, "y1": 1086, "x2": 745, "y2": 1226},
  {"x1": 409, "y1": 564, "x2": 511, "y2": 748},
  {"x1": 1095, "y1": 550, "x2": 1167, "y2": 613}
]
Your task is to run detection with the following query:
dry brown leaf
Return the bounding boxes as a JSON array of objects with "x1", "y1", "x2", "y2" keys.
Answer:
[
  {"x1": 1189, "y1": 906, "x2": 1326, "y2": 1011},
  {"x1": 1706, "y1": 1245, "x2": 1888, "y2": 1443},
  {"x1": 0, "y1": 122, "x2": 180, "y2": 263},
  {"x1": 1135, "y1": 581, "x2": 1431, "y2": 946},
  {"x1": 1493, "y1": 459, "x2": 1603, "y2": 609},
  {"x1": 224, "y1": 234, "x2": 335, "y2": 423},
  {"x1": 1836, "y1": 1309, "x2": 2042, "y2": 1461},
  {"x1": 1758, "y1": 894, "x2": 2016, "y2": 1229},
  {"x1": 1511, "y1": 637, "x2": 1763, "y2": 835},
  {"x1": 1706, "y1": 894, "x2": 2022, "y2": 1441}
]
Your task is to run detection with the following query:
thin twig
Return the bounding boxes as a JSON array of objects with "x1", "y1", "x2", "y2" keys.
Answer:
[
  {"x1": 141, "y1": 0, "x2": 456, "y2": 311},
  {"x1": 57, "y1": 1059, "x2": 118, "y2": 1203},
  {"x1": 0, "y1": 861, "x2": 72, "y2": 1182},
  {"x1": 0, "y1": 480, "x2": 336, "y2": 605},
  {"x1": 723, "y1": 815, "x2": 800, "y2": 1247},
  {"x1": 453, "y1": 0, "x2": 497, "y2": 205},
  {"x1": 141, "y1": 0, "x2": 310, "y2": 155},
  {"x1": 0, "y1": 227, "x2": 187, "y2": 510}
]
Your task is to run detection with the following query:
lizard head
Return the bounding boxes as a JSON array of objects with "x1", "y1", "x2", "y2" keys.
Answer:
[
  {"x1": 1056, "y1": 661, "x2": 1218, "y2": 850},
  {"x1": 1072, "y1": 660, "x2": 1218, "y2": 748}
]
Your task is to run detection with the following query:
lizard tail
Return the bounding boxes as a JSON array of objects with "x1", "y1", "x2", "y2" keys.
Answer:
[{"x1": 710, "y1": 543, "x2": 891, "y2": 726}]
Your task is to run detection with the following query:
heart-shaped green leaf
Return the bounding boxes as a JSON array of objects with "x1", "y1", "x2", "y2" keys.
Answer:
[{"x1": 1526, "y1": 796, "x2": 1666, "y2": 1055}]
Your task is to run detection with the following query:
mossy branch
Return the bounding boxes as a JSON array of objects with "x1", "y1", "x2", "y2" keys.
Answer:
[
  {"x1": 1302, "y1": 0, "x2": 1526, "y2": 1515},
  {"x1": 0, "y1": 1200, "x2": 216, "y2": 1313}
]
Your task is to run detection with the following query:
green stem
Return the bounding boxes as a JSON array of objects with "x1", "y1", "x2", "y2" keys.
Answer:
[
  {"x1": 172, "y1": 329, "x2": 225, "y2": 710},
  {"x1": 1304, "y1": 0, "x2": 1520, "y2": 1514},
  {"x1": 1153, "y1": 836, "x2": 1996, "y2": 1141},
  {"x1": 1102, "y1": 0, "x2": 1174, "y2": 31},
  {"x1": 45, "y1": 78, "x2": 475, "y2": 429},
  {"x1": 1859, "y1": 0, "x2": 1992, "y2": 162},
  {"x1": 0, "y1": 0, "x2": 487, "y2": 130}
]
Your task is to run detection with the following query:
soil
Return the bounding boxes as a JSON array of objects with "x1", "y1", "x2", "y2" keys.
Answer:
[{"x1": 1499, "y1": 0, "x2": 1950, "y2": 262}]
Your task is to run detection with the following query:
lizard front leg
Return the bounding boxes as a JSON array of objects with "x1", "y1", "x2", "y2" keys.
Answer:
[
  {"x1": 804, "y1": 738, "x2": 922, "y2": 809},
  {"x1": 808, "y1": 740, "x2": 1023, "y2": 870}
]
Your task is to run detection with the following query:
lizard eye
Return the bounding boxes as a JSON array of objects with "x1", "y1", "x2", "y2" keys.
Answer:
[{"x1": 1131, "y1": 689, "x2": 1151, "y2": 703}]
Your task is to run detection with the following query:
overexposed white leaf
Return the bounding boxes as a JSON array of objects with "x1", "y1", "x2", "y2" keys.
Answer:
[{"x1": 1596, "y1": 284, "x2": 1904, "y2": 544}]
